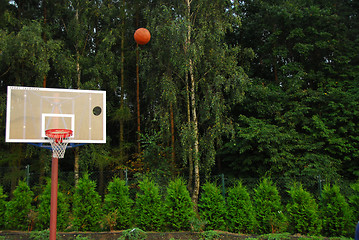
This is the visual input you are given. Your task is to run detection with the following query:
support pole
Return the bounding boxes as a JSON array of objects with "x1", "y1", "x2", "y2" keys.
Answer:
[{"x1": 49, "y1": 156, "x2": 59, "y2": 240}]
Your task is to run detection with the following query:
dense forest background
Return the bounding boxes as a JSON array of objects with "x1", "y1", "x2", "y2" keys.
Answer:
[{"x1": 0, "y1": 0, "x2": 359, "y2": 205}]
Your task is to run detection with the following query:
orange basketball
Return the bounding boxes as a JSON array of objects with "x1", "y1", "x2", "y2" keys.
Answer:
[{"x1": 134, "y1": 28, "x2": 151, "y2": 45}]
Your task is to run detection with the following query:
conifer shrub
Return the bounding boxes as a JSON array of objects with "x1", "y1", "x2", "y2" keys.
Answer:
[
  {"x1": 103, "y1": 177, "x2": 133, "y2": 230},
  {"x1": 0, "y1": 186, "x2": 7, "y2": 229},
  {"x1": 37, "y1": 178, "x2": 70, "y2": 231},
  {"x1": 253, "y1": 177, "x2": 286, "y2": 234},
  {"x1": 349, "y1": 181, "x2": 359, "y2": 221},
  {"x1": 164, "y1": 178, "x2": 195, "y2": 231},
  {"x1": 227, "y1": 181, "x2": 257, "y2": 233},
  {"x1": 319, "y1": 183, "x2": 352, "y2": 237},
  {"x1": 286, "y1": 183, "x2": 321, "y2": 235},
  {"x1": 4, "y1": 180, "x2": 34, "y2": 230},
  {"x1": 135, "y1": 178, "x2": 164, "y2": 231},
  {"x1": 198, "y1": 182, "x2": 227, "y2": 231},
  {"x1": 72, "y1": 173, "x2": 103, "y2": 231}
]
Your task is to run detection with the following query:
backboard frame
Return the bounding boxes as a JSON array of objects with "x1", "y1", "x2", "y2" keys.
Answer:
[{"x1": 6, "y1": 86, "x2": 106, "y2": 144}]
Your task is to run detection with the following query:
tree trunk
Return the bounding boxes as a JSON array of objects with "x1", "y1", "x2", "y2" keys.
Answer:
[
  {"x1": 185, "y1": 73, "x2": 193, "y2": 195},
  {"x1": 74, "y1": 8, "x2": 81, "y2": 186},
  {"x1": 185, "y1": 0, "x2": 200, "y2": 212},
  {"x1": 136, "y1": 44, "x2": 141, "y2": 153},
  {"x1": 170, "y1": 102, "x2": 176, "y2": 174},
  {"x1": 120, "y1": 2, "x2": 125, "y2": 179}
]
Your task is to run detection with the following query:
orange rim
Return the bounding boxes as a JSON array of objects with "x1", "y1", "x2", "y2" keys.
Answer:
[{"x1": 45, "y1": 129, "x2": 73, "y2": 139}]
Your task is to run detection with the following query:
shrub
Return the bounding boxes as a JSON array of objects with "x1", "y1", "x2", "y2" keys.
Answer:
[
  {"x1": 319, "y1": 183, "x2": 352, "y2": 237},
  {"x1": 103, "y1": 177, "x2": 133, "y2": 230},
  {"x1": 227, "y1": 181, "x2": 257, "y2": 233},
  {"x1": 5, "y1": 180, "x2": 34, "y2": 230},
  {"x1": 200, "y1": 230, "x2": 221, "y2": 240},
  {"x1": 118, "y1": 228, "x2": 147, "y2": 240},
  {"x1": 286, "y1": 183, "x2": 321, "y2": 235},
  {"x1": 349, "y1": 181, "x2": 359, "y2": 221},
  {"x1": 164, "y1": 178, "x2": 195, "y2": 231},
  {"x1": 72, "y1": 173, "x2": 103, "y2": 231},
  {"x1": 253, "y1": 177, "x2": 286, "y2": 234},
  {"x1": 198, "y1": 182, "x2": 227, "y2": 231},
  {"x1": 135, "y1": 178, "x2": 164, "y2": 231},
  {"x1": 37, "y1": 178, "x2": 70, "y2": 231},
  {"x1": 0, "y1": 186, "x2": 7, "y2": 229}
]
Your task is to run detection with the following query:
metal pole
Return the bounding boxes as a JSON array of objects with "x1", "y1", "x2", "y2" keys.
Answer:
[
  {"x1": 49, "y1": 156, "x2": 59, "y2": 240},
  {"x1": 26, "y1": 165, "x2": 30, "y2": 186},
  {"x1": 221, "y1": 174, "x2": 226, "y2": 200}
]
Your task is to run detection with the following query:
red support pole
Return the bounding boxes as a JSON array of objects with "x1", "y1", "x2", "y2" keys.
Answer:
[{"x1": 49, "y1": 156, "x2": 59, "y2": 240}]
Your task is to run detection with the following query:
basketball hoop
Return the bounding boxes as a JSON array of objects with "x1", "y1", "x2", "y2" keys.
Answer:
[{"x1": 45, "y1": 129, "x2": 73, "y2": 159}]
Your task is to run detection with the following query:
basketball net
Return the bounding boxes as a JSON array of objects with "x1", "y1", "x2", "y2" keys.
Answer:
[{"x1": 45, "y1": 129, "x2": 73, "y2": 159}]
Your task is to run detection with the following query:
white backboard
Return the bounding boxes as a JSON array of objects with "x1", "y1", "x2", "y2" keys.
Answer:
[{"x1": 6, "y1": 86, "x2": 106, "y2": 143}]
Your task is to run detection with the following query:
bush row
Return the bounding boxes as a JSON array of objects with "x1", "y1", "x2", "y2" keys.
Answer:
[{"x1": 0, "y1": 175, "x2": 357, "y2": 237}]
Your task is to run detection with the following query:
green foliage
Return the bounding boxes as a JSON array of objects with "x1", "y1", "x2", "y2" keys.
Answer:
[
  {"x1": 4, "y1": 180, "x2": 34, "y2": 230},
  {"x1": 349, "y1": 180, "x2": 359, "y2": 221},
  {"x1": 72, "y1": 174, "x2": 103, "y2": 232},
  {"x1": 36, "y1": 179, "x2": 70, "y2": 231},
  {"x1": 164, "y1": 178, "x2": 195, "y2": 231},
  {"x1": 319, "y1": 184, "x2": 353, "y2": 237},
  {"x1": 286, "y1": 183, "x2": 321, "y2": 235},
  {"x1": 29, "y1": 230, "x2": 53, "y2": 240},
  {"x1": 198, "y1": 182, "x2": 227, "y2": 231},
  {"x1": 227, "y1": 181, "x2": 257, "y2": 233},
  {"x1": 253, "y1": 178, "x2": 286, "y2": 234},
  {"x1": 118, "y1": 228, "x2": 146, "y2": 240},
  {"x1": 135, "y1": 178, "x2": 164, "y2": 231},
  {"x1": 200, "y1": 230, "x2": 221, "y2": 240},
  {"x1": 74, "y1": 235, "x2": 92, "y2": 240},
  {"x1": 0, "y1": 185, "x2": 7, "y2": 228},
  {"x1": 103, "y1": 177, "x2": 133, "y2": 230}
]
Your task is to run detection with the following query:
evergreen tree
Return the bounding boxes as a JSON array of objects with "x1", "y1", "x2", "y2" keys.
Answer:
[
  {"x1": 4, "y1": 180, "x2": 34, "y2": 230},
  {"x1": 164, "y1": 178, "x2": 195, "y2": 231},
  {"x1": 198, "y1": 182, "x2": 227, "y2": 231},
  {"x1": 253, "y1": 177, "x2": 286, "y2": 234},
  {"x1": 286, "y1": 183, "x2": 321, "y2": 235},
  {"x1": 135, "y1": 178, "x2": 164, "y2": 231},
  {"x1": 319, "y1": 184, "x2": 353, "y2": 237},
  {"x1": 36, "y1": 179, "x2": 70, "y2": 231},
  {"x1": 103, "y1": 177, "x2": 133, "y2": 230},
  {"x1": 227, "y1": 181, "x2": 257, "y2": 233},
  {"x1": 349, "y1": 180, "x2": 359, "y2": 222},
  {"x1": 0, "y1": 185, "x2": 7, "y2": 229},
  {"x1": 72, "y1": 174, "x2": 103, "y2": 231}
]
